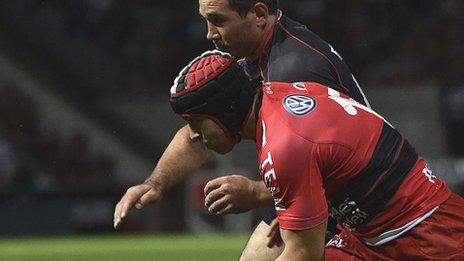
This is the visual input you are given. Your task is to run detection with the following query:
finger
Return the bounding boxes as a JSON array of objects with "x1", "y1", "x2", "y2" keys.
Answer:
[
  {"x1": 216, "y1": 204, "x2": 232, "y2": 215},
  {"x1": 123, "y1": 185, "x2": 154, "y2": 215},
  {"x1": 266, "y1": 226, "x2": 273, "y2": 237},
  {"x1": 114, "y1": 209, "x2": 125, "y2": 229},
  {"x1": 266, "y1": 219, "x2": 279, "y2": 237},
  {"x1": 266, "y1": 229, "x2": 277, "y2": 248},
  {"x1": 266, "y1": 236, "x2": 275, "y2": 248},
  {"x1": 207, "y1": 196, "x2": 229, "y2": 214},
  {"x1": 114, "y1": 185, "x2": 153, "y2": 229},
  {"x1": 266, "y1": 229, "x2": 281, "y2": 248},
  {"x1": 269, "y1": 236, "x2": 282, "y2": 248},
  {"x1": 275, "y1": 230, "x2": 283, "y2": 247},
  {"x1": 266, "y1": 226, "x2": 277, "y2": 242},
  {"x1": 204, "y1": 177, "x2": 227, "y2": 196},
  {"x1": 272, "y1": 228, "x2": 283, "y2": 247},
  {"x1": 114, "y1": 202, "x2": 122, "y2": 229},
  {"x1": 114, "y1": 202, "x2": 121, "y2": 221},
  {"x1": 266, "y1": 219, "x2": 280, "y2": 247},
  {"x1": 114, "y1": 217, "x2": 122, "y2": 230},
  {"x1": 120, "y1": 198, "x2": 135, "y2": 218},
  {"x1": 204, "y1": 187, "x2": 225, "y2": 208},
  {"x1": 119, "y1": 191, "x2": 141, "y2": 218},
  {"x1": 135, "y1": 196, "x2": 147, "y2": 209}
]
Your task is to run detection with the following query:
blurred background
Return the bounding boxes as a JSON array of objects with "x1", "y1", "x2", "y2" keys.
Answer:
[{"x1": 0, "y1": 0, "x2": 463, "y2": 259}]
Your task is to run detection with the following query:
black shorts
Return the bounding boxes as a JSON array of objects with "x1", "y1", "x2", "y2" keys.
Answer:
[{"x1": 262, "y1": 206, "x2": 277, "y2": 225}]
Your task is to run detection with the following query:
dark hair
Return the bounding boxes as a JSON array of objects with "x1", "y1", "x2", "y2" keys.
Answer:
[{"x1": 228, "y1": 0, "x2": 279, "y2": 17}]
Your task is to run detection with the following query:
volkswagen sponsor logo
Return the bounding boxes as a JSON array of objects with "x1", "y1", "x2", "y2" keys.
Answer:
[{"x1": 283, "y1": 95, "x2": 316, "y2": 116}]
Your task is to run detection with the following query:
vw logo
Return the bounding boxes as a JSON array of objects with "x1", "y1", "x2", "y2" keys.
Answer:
[{"x1": 283, "y1": 95, "x2": 316, "y2": 116}]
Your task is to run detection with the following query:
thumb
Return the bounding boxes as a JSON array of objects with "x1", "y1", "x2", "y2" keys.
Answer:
[{"x1": 136, "y1": 187, "x2": 162, "y2": 209}]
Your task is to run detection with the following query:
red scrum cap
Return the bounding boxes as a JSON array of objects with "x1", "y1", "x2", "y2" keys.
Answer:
[
  {"x1": 170, "y1": 50, "x2": 234, "y2": 97},
  {"x1": 170, "y1": 50, "x2": 259, "y2": 141}
]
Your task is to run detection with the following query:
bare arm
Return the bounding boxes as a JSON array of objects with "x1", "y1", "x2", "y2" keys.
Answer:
[
  {"x1": 277, "y1": 221, "x2": 327, "y2": 261},
  {"x1": 114, "y1": 125, "x2": 212, "y2": 228},
  {"x1": 146, "y1": 124, "x2": 212, "y2": 190}
]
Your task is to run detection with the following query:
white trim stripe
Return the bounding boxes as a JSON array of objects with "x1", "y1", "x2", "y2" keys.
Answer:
[
  {"x1": 261, "y1": 120, "x2": 267, "y2": 148},
  {"x1": 362, "y1": 206, "x2": 439, "y2": 246},
  {"x1": 351, "y1": 74, "x2": 371, "y2": 109}
]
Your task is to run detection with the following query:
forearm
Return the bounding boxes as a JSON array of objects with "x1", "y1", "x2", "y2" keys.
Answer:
[{"x1": 144, "y1": 125, "x2": 212, "y2": 191}]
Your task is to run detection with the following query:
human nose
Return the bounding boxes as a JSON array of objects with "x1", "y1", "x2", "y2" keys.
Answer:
[{"x1": 206, "y1": 23, "x2": 220, "y2": 41}]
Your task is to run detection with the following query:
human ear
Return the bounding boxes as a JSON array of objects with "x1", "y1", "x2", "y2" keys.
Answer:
[{"x1": 251, "y1": 3, "x2": 269, "y2": 28}]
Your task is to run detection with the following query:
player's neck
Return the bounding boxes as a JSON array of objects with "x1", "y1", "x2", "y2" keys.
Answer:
[{"x1": 247, "y1": 14, "x2": 277, "y2": 61}]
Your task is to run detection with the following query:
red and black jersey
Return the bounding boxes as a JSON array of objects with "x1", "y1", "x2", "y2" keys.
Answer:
[
  {"x1": 242, "y1": 11, "x2": 369, "y2": 107},
  {"x1": 256, "y1": 81, "x2": 450, "y2": 239}
]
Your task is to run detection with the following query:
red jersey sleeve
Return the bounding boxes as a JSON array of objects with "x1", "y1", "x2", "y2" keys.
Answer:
[{"x1": 260, "y1": 127, "x2": 329, "y2": 230}]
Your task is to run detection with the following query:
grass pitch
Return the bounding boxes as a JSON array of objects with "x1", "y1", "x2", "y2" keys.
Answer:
[{"x1": 0, "y1": 234, "x2": 248, "y2": 261}]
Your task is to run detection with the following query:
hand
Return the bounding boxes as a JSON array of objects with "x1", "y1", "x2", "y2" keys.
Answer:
[
  {"x1": 266, "y1": 218, "x2": 283, "y2": 248},
  {"x1": 204, "y1": 175, "x2": 261, "y2": 215},
  {"x1": 113, "y1": 181, "x2": 164, "y2": 229}
]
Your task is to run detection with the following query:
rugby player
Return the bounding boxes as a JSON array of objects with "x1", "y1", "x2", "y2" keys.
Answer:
[
  {"x1": 168, "y1": 51, "x2": 464, "y2": 260},
  {"x1": 115, "y1": 0, "x2": 369, "y2": 259}
]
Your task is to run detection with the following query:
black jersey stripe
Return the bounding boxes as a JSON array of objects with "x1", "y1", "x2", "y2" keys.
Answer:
[
  {"x1": 360, "y1": 139, "x2": 418, "y2": 223},
  {"x1": 354, "y1": 123, "x2": 405, "y2": 191},
  {"x1": 365, "y1": 138, "x2": 405, "y2": 196},
  {"x1": 328, "y1": 123, "x2": 418, "y2": 228}
]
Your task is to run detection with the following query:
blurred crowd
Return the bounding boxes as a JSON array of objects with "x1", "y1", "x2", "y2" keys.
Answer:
[
  {"x1": 1, "y1": 0, "x2": 462, "y2": 101},
  {"x1": 0, "y1": 84, "x2": 116, "y2": 196},
  {"x1": 290, "y1": 0, "x2": 463, "y2": 86}
]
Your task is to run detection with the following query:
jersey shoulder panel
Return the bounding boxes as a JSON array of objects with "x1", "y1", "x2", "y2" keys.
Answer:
[
  {"x1": 260, "y1": 81, "x2": 374, "y2": 147},
  {"x1": 260, "y1": 81, "x2": 384, "y2": 180},
  {"x1": 267, "y1": 17, "x2": 336, "y2": 85},
  {"x1": 265, "y1": 15, "x2": 369, "y2": 106}
]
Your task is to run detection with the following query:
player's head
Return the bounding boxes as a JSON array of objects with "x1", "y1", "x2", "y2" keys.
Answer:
[
  {"x1": 198, "y1": 0, "x2": 279, "y2": 58},
  {"x1": 170, "y1": 50, "x2": 260, "y2": 154}
]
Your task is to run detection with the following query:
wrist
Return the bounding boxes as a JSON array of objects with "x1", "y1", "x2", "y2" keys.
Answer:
[
  {"x1": 144, "y1": 174, "x2": 169, "y2": 194},
  {"x1": 252, "y1": 180, "x2": 273, "y2": 206}
]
